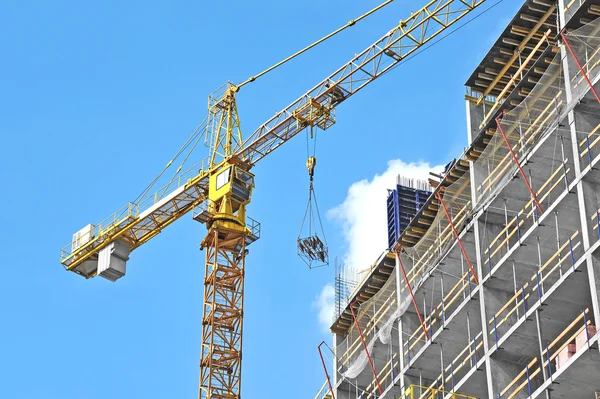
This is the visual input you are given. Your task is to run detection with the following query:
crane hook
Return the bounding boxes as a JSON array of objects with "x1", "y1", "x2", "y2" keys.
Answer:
[{"x1": 307, "y1": 156, "x2": 316, "y2": 181}]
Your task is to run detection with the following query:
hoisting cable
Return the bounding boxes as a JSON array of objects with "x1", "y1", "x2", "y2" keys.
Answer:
[
  {"x1": 156, "y1": 122, "x2": 207, "y2": 200},
  {"x1": 236, "y1": 0, "x2": 393, "y2": 90},
  {"x1": 298, "y1": 125, "x2": 329, "y2": 269},
  {"x1": 133, "y1": 115, "x2": 209, "y2": 206}
]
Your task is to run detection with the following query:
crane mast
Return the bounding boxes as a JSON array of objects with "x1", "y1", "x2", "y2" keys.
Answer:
[
  {"x1": 197, "y1": 83, "x2": 256, "y2": 399},
  {"x1": 59, "y1": 0, "x2": 488, "y2": 398}
]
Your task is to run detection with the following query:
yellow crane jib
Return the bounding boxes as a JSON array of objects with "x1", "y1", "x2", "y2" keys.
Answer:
[{"x1": 60, "y1": 0, "x2": 487, "y2": 281}]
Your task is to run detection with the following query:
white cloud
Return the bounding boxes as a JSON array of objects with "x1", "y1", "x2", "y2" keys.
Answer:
[
  {"x1": 313, "y1": 284, "x2": 335, "y2": 333},
  {"x1": 328, "y1": 159, "x2": 444, "y2": 282}
]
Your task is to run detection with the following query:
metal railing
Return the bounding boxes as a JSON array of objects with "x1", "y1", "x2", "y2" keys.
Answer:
[
  {"x1": 312, "y1": 381, "x2": 331, "y2": 399},
  {"x1": 401, "y1": 384, "x2": 476, "y2": 399},
  {"x1": 61, "y1": 157, "x2": 209, "y2": 261}
]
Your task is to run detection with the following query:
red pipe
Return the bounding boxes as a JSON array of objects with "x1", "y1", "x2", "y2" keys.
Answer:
[
  {"x1": 317, "y1": 341, "x2": 336, "y2": 399},
  {"x1": 496, "y1": 117, "x2": 544, "y2": 215},
  {"x1": 561, "y1": 31, "x2": 600, "y2": 104},
  {"x1": 395, "y1": 250, "x2": 430, "y2": 341},
  {"x1": 435, "y1": 191, "x2": 479, "y2": 285},
  {"x1": 349, "y1": 299, "x2": 383, "y2": 394}
]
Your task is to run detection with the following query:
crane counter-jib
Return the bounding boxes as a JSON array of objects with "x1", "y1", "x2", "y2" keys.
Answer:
[
  {"x1": 60, "y1": 0, "x2": 488, "y2": 282},
  {"x1": 61, "y1": 169, "x2": 210, "y2": 277}
]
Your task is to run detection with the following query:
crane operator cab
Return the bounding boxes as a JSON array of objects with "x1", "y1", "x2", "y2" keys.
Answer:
[{"x1": 206, "y1": 163, "x2": 255, "y2": 233}]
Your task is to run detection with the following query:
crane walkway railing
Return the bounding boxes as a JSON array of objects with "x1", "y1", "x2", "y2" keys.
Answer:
[{"x1": 60, "y1": 157, "x2": 210, "y2": 271}]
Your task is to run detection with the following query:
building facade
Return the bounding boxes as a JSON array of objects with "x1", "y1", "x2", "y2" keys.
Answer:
[{"x1": 328, "y1": 0, "x2": 600, "y2": 398}]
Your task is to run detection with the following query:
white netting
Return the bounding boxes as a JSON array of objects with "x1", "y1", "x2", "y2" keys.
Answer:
[
  {"x1": 475, "y1": 18, "x2": 600, "y2": 269},
  {"x1": 473, "y1": 49, "x2": 567, "y2": 215},
  {"x1": 336, "y1": 271, "x2": 407, "y2": 381},
  {"x1": 333, "y1": 16, "x2": 600, "y2": 394},
  {"x1": 564, "y1": 17, "x2": 600, "y2": 102}
]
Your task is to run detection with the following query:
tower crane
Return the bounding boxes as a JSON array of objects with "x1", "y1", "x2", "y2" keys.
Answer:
[{"x1": 59, "y1": 0, "x2": 487, "y2": 397}]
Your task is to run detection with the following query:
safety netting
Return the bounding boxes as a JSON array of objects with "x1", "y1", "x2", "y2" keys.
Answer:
[
  {"x1": 564, "y1": 18, "x2": 600, "y2": 104},
  {"x1": 332, "y1": 16, "x2": 600, "y2": 396},
  {"x1": 335, "y1": 271, "x2": 408, "y2": 396},
  {"x1": 474, "y1": 50, "x2": 567, "y2": 213},
  {"x1": 564, "y1": 18, "x2": 600, "y2": 170},
  {"x1": 401, "y1": 160, "x2": 473, "y2": 279},
  {"x1": 475, "y1": 18, "x2": 600, "y2": 269}
]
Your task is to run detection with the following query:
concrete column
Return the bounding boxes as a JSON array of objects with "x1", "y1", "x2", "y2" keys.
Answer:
[
  {"x1": 395, "y1": 255, "x2": 407, "y2": 368},
  {"x1": 559, "y1": 0, "x2": 600, "y2": 340},
  {"x1": 395, "y1": 255, "x2": 407, "y2": 391},
  {"x1": 484, "y1": 286, "x2": 518, "y2": 346},
  {"x1": 397, "y1": 316, "x2": 406, "y2": 391},
  {"x1": 466, "y1": 99, "x2": 495, "y2": 399},
  {"x1": 333, "y1": 333, "x2": 342, "y2": 387},
  {"x1": 489, "y1": 357, "x2": 531, "y2": 398}
]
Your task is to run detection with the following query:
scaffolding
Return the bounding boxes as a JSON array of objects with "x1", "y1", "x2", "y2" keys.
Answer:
[{"x1": 330, "y1": 14, "x2": 600, "y2": 399}]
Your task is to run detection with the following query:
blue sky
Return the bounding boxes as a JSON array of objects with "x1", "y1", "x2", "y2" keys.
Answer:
[{"x1": 0, "y1": 0, "x2": 522, "y2": 398}]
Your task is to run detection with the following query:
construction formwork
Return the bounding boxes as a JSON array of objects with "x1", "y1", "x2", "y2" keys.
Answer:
[
  {"x1": 387, "y1": 177, "x2": 432, "y2": 249},
  {"x1": 327, "y1": 1, "x2": 600, "y2": 398}
]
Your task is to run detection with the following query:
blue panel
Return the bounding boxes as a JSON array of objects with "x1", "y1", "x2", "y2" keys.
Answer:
[{"x1": 386, "y1": 182, "x2": 432, "y2": 248}]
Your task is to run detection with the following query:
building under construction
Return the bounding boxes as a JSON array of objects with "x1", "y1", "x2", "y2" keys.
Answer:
[{"x1": 323, "y1": 0, "x2": 600, "y2": 398}]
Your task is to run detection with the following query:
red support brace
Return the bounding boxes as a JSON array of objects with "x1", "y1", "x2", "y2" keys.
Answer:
[
  {"x1": 435, "y1": 191, "x2": 479, "y2": 285},
  {"x1": 317, "y1": 341, "x2": 336, "y2": 399},
  {"x1": 394, "y1": 250, "x2": 430, "y2": 341},
  {"x1": 349, "y1": 299, "x2": 383, "y2": 394},
  {"x1": 561, "y1": 31, "x2": 600, "y2": 104},
  {"x1": 495, "y1": 117, "x2": 544, "y2": 215}
]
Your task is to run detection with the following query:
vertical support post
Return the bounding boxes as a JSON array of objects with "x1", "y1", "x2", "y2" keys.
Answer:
[
  {"x1": 529, "y1": 170, "x2": 536, "y2": 222},
  {"x1": 504, "y1": 200, "x2": 510, "y2": 251},
  {"x1": 513, "y1": 261, "x2": 520, "y2": 319},
  {"x1": 395, "y1": 258, "x2": 406, "y2": 381},
  {"x1": 451, "y1": 361, "x2": 455, "y2": 392},
  {"x1": 535, "y1": 310, "x2": 548, "y2": 382},
  {"x1": 586, "y1": 136, "x2": 592, "y2": 165},
  {"x1": 488, "y1": 245, "x2": 493, "y2": 276},
  {"x1": 569, "y1": 237, "x2": 576, "y2": 266},
  {"x1": 546, "y1": 346, "x2": 552, "y2": 379},
  {"x1": 467, "y1": 312, "x2": 473, "y2": 367},
  {"x1": 494, "y1": 315, "x2": 499, "y2": 345},
  {"x1": 350, "y1": 299, "x2": 383, "y2": 395},
  {"x1": 396, "y1": 250, "x2": 430, "y2": 341},
  {"x1": 563, "y1": 160, "x2": 570, "y2": 189},
  {"x1": 436, "y1": 191, "x2": 479, "y2": 284},
  {"x1": 597, "y1": 209, "x2": 600, "y2": 240},
  {"x1": 318, "y1": 342, "x2": 336, "y2": 399},
  {"x1": 560, "y1": 31, "x2": 600, "y2": 104},
  {"x1": 526, "y1": 364, "x2": 532, "y2": 396},
  {"x1": 441, "y1": 273, "x2": 446, "y2": 326},
  {"x1": 583, "y1": 310, "x2": 590, "y2": 344},
  {"x1": 496, "y1": 117, "x2": 544, "y2": 214}
]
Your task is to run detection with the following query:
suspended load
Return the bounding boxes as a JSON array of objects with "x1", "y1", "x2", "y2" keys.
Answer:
[{"x1": 298, "y1": 144, "x2": 329, "y2": 268}]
